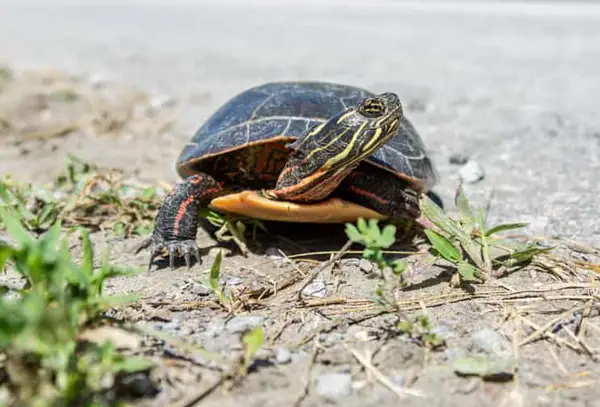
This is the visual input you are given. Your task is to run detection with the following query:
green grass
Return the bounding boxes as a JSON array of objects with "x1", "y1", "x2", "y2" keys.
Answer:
[
  {"x1": 0, "y1": 209, "x2": 152, "y2": 406},
  {"x1": 420, "y1": 186, "x2": 552, "y2": 284}
]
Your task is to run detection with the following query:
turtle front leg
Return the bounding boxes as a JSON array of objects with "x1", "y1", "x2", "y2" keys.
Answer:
[{"x1": 135, "y1": 174, "x2": 225, "y2": 270}]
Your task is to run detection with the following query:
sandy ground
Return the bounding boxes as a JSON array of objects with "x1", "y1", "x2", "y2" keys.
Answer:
[{"x1": 1, "y1": 1, "x2": 599, "y2": 406}]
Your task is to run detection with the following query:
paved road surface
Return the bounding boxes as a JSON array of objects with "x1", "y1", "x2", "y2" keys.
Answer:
[{"x1": 1, "y1": 0, "x2": 599, "y2": 243}]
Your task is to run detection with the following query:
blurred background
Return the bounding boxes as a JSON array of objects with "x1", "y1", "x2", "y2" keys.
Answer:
[{"x1": 0, "y1": 0, "x2": 599, "y2": 242}]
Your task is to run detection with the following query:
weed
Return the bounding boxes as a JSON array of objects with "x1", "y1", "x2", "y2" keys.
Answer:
[
  {"x1": 198, "y1": 249, "x2": 234, "y2": 312},
  {"x1": 421, "y1": 185, "x2": 552, "y2": 284},
  {"x1": 0, "y1": 209, "x2": 152, "y2": 406},
  {"x1": 199, "y1": 208, "x2": 267, "y2": 256},
  {"x1": 0, "y1": 155, "x2": 162, "y2": 238},
  {"x1": 240, "y1": 326, "x2": 264, "y2": 376},
  {"x1": 345, "y1": 218, "x2": 407, "y2": 276},
  {"x1": 396, "y1": 315, "x2": 445, "y2": 350}
]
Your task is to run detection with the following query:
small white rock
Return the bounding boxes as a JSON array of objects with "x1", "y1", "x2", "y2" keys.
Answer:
[
  {"x1": 225, "y1": 315, "x2": 264, "y2": 334},
  {"x1": 225, "y1": 277, "x2": 243, "y2": 286},
  {"x1": 275, "y1": 347, "x2": 292, "y2": 364},
  {"x1": 265, "y1": 247, "x2": 284, "y2": 260},
  {"x1": 315, "y1": 373, "x2": 353, "y2": 398},
  {"x1": 459, "y1": 160, "x2": 485, "y2": 184},
  {"x1": 301, "y1": 280, "x2": 327, "y2": 297}
]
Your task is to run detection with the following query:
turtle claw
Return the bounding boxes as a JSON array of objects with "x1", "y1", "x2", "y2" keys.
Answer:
[{"x1": 136, "y1": 234, "x2": 201, "y2": 271}]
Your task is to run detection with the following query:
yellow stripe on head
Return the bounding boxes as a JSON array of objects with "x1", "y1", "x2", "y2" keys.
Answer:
[
  {"x1": 362, "y1": 127, "x2": 382, "y2": 153},
  {"x1": 323, "y1": 120, "x2": 368, "y2": 169}
]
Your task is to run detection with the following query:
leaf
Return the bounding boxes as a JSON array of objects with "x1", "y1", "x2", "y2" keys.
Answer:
[
  {"x1": 477, "y1": 209, "x2": 492, "y2": 272},
  {"x1": 209, "y1": 250, "x2": 225, "y2": 302},
  {"x1": 453, "y1": 356, "x2": 515, "y2": 380},
  {"x1": 504, "y1": 244, "x2": 553, "y2": 266},
  {"x1": 424, "y1": 229, "x2": 462, "y2": 264},
  {"x1": 80, "y1": 228, "x2": 93, "y2": 274},
  {"x1": 455, "y1": 185, "x2": 475, "y2": 233},
  {"x1": 357, "y1": 217, "x2": 368, "y2": 234},
  {"x1": 91, "y1": 294, "x2": 140, "y2": 309},
  {"x1": 396, "y1": 320, "x2": 412, "y2": 333},
  {"x1": 345, "y1": 223, "x2": 363, "y2": 243},
  {"x1": 0, "y1": 244, "x2": 13, "y2": 273},
  {"x1": 112, "y1": 221, "x2": 126, "y2": 237},
  {"x1": 421, "y1": 195, "x2": 485, "y2": 269},
  {"x1": 114, "y1": 356, "x2": 153, "y2": 373},
  {"x1": 379, "y1": 224, "x2": 397, "y2": 248},
  {"x1": 242, "y1": 326, "x2": 264, "y2": 360},
  {"x1": 485, "y1": 222, "x2": 530, "y2": 237},
  {"x1": 391, "y1": 259, "x2": 407, "y2": 276},
  {"x1": 139, "y1": 186, "x2": 156, "y2": 201},
  {"x1": 457, "y1": 262, "x2": 479, "y2": 281},
  {"x1": 0, "y1": 208, "x2": 33, "y2": 246},
  {"x1": 421, "y1": 195, "x2": 470, "y2": 241}
]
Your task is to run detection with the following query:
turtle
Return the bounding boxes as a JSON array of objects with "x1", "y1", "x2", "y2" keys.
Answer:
[{"x1": 136, "y1": 81, "x2": 437, "y2": 269}]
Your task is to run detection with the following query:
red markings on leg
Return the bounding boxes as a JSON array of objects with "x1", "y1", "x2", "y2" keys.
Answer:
[
  {"x1": 173, "y1": 196, "x2": 196, "y2": 237},
  {"x1": 348, "y1": 186, "x2": 390, "y2": 206}
]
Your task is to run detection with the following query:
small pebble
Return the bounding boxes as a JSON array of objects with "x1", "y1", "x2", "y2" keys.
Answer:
[
  {"x1": 302, "y1": 280, "x2": 327, "y2": 297},
  {"x1": 225, "y1": 277, "x2": 243, "y2": 287},
  {"x1": 471, "y1": 328, "x2": 512, "y2": 357},
  {"x1": 265, "y1": 247, "x2": 284, "y2": 260},
  {"x1": 314, "y1": 373, "x2": 353, "y2": 398},
  {"x1": 225, "y1": 315, "x2": 265, "y2": 334},
  {"x1": 191, "y1": 283, "x2": 212, "y2": 296},
  {"x1": 390, "y1": 374, "x2": 405, "y2": 387},
  {"x1": 359, "y1": 258, "x2": 374, "y2": 273},
  {"x1": 459, "y1": 160, "x2": 485, "y2": 184},
  {"x1": 449, "y1": 152, "x2": 469, "y2": 165},
  {"x1": 275, "y1": 347, "x2": 292, "y2": 364}
]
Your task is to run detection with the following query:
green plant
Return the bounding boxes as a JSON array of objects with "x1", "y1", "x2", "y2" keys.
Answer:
[
  {"x1": 196, "y1": 250, "x2": 237, "y2": 313},
  {"x1": 396, "y1": 315, "x2": 444, "y2": 350},
  {"x1": 421, "y1": 186, "x2": 552, "y2": 284},
  {"x1": 344, "y1": 218, "x2": 410, "y2": 309},
  {"x1": 345, "y1": 218, "x2": 407, "y2": 276},
  {"x1": 240, "y1": 326, "x2": 264, "y2": 376},
  {"x1": 0, "y1": 209, "x2": 151, "y2": 406},
  {"x1": 0, "y1": 155, "x2": 163, "y2": 238},
  {"x1": 199, "y1": 208, "x2": 267, "y2": 256}
]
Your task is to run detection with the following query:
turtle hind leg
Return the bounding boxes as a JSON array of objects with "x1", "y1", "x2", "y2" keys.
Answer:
[
  {"x1": 337, "y1": 166, "x2": 421, "y2": 222},
  {"x1": 136, "y1": 173, "x2": 226, "y2": 270}
]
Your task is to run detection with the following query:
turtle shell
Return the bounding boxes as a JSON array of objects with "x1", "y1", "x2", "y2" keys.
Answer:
[{"x1": 177, "y1": 81, "x2": 437, "y2": 193}]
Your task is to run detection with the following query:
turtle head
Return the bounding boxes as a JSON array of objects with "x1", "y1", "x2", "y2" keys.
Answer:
[{"x1": 265, "y1": 92, "x2": 402, "y2": 202}]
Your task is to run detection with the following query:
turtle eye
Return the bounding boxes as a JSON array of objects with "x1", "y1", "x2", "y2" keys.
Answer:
[{"x1": 358, "y1": 98, "x2": 386, "y2": 118}]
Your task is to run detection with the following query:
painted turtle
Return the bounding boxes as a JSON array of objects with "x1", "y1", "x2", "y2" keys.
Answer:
[{"x1": 137, "y1": 81, "x2": 437, "y2": 269}]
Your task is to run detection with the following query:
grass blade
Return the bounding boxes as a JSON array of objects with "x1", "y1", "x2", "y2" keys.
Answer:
[
  {"x1": 485, "y1": 222, "x2": 530, "y2": 237},
  {"x1": 424, "y1": 229, "x2": 462, "y2": 263}
]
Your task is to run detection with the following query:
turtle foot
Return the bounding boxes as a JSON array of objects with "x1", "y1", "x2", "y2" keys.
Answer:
[{"x1": 135, "y1": 234, "x2": 201, "y2": 271}]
